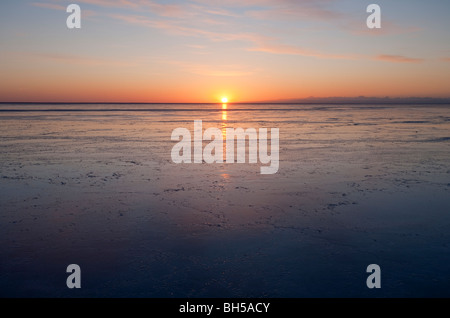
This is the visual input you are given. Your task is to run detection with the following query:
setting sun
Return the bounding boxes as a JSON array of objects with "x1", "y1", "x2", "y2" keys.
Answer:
[{"x1": 221, "y1": 97, "x2": 228, "y2": 103}]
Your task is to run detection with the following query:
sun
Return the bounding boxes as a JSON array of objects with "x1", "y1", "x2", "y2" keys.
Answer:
[{"x1": 221, "y1": 97, "x2": 228, "y2": 103}]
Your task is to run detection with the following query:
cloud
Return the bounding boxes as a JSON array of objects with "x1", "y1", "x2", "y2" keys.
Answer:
[
  {"x1": 18, "y1": 52, "x2": 138, "y2": 67},
  {"x1": 219, "y1": 0, "x2": 420, "y2": 37},
  {"x1": 374, "y1": 54, "x2": 424, "y2": 63},
  {"x1": 110, "y1": 12, "x2": 419, "y2": 63},
  {"x1": 191, "y1": 0, "x2": 335, "y2": 9},
  {"x1": 33, "y1": 1, "x2": 426, "y2": 64},
  {"x1": 110, "y1": 13, "x2": 212, "y2": 38},
  {"x1": 201, "y1": 7, "x2": 241, "y2": 18},
  {"x1": 110, "y1": 13, "x2": 265, "y2": 43},
  {"x1": 32, "y1": 2, "x2": 98, "y2": 17},
  {"x1": 186, "y1": 44, "x2": 207, "y2": 49},
  {"x1": 75, "y1": 0, "x2": 188, "y2": 18},
  {"x1": 344, "y1": 20, "x2": 421, "y2": 37},
  {"x1": 73, "y1": 0, "x2": 140, "y2": 9},
  {"x1": 31, "y1": 2, "x2": 66, "y2": 10},
  {"x1": 162, "y1": 60, "x2": 256, "y2": 77},
  {"x1": 247, "y1": 41, "x2": 361, "y2": 60},
  {"x1": 246, "y1": 0, "x2": 343, "y2": 22},
  {"x1": 36, "y1": 0, "x2": 420, "y2": 37}
]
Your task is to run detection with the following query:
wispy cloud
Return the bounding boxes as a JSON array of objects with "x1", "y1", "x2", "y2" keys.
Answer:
[
  {"x1": 110, "y1": 12, "x2": 348, "y2": 60},
  {"x1": 245, "y1": 0, "x2": 420, "y2": 37},
  {"x1": 201, "y1": 7, "x2": 241, "y2": 18},
  {"x1": 374, "y1": 54, "x2": 424, "y2": 63},
  {"x1": 110, "y1": 13, "x2": 264, "y2": 43},
  {"x1": 35, "y1": 0, "x2": 420, "y2": 37},
  {"x1": 32, "y1": 2, "x2": 98, "y2": 17},
  {"x1": 247, "y1": 40, "x2": 362, "y2": 60},
  {"x1": 111, "y1": 11, "x2": 423, "y2": 64},
  {"x1": 186, "y1": 44, "x2": 207, "y2": 49},
  {"x1": 32, "y1": 2, "x2": 66, "y2": 10},
  {"x1": 32, "y1": 0, "x2": 188, "y2": 18},
  {"x1": 344, "y1": 20, "x2": 421, "y2": 37},
  {"x1": 30, "y1": 1, "x2": 428, "y2": 65},
  {"x1": 246, "y1": 0, "x2": 343, "y2": 22},
  {"x1": 76, "y1": 0, "x2": 190, "y2": 18},
  {"x1": 18, "y1": 52, "x2": 138, "y2": 67},
  {"x1": 163, "y1": 60, "x2": 256, "y2": 77}
]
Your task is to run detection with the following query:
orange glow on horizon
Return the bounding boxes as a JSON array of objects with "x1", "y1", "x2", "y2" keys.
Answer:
[
  {"x1": 1, "y1": 3, "x2": 450, "y2": 103},
  {"x1": 1, "y1": 62, "x2": 449, "y2": 103}
]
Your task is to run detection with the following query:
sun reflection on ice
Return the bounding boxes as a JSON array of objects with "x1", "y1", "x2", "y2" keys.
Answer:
[{"x1": 221, "y1": 104, "x2": 228, "y2": 173}]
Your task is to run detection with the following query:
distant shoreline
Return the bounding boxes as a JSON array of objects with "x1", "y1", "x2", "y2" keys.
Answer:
[
  {"x1": 1, "y1": 97, "x2": 450, "y2": 105},
  {"x1": 1, "y1": 102, "x2": 450, "y2": 105}
]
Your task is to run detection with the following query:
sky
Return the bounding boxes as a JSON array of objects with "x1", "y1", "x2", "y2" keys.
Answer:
[{"x1": 0, "y1": 0, "x2": 450, "y2": 103}]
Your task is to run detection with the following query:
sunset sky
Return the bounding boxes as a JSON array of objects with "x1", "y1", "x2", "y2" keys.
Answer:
[{"x1": 1, "y1": 0, "x2": 449, "y2": 103}]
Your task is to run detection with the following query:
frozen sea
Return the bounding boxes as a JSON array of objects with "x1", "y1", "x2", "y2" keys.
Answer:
[{"x1": 0, "y1": 103, "x2": 449, "y2": 297}]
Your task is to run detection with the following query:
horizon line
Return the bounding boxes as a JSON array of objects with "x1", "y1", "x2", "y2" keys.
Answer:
[{"x1": 2, "y1": 100, "x2": 450, "y2": 105}]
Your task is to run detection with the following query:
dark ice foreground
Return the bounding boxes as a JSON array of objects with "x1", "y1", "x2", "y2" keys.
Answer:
[{"x1": 1, "y1": 103, "x2": 449, "y2": 297}]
